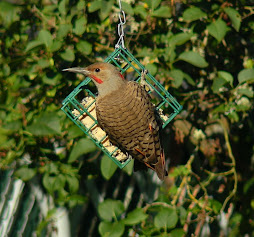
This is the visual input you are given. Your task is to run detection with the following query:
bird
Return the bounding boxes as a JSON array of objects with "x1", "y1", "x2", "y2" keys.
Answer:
[{"x1": 63, "y1": 62, "x2": 168, "y2": 180}]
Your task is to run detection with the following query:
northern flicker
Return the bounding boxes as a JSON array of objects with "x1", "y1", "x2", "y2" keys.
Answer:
[{"x1": 63, "y1": 62, "x2": 168, "y2": 180}]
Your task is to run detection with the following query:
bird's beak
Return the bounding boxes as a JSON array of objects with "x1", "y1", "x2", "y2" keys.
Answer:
[{"x1": 62, "y1": 67, "x2": 90, "y2": 76}]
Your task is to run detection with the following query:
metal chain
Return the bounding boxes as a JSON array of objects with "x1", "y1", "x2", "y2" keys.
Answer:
[{"x1": 115, "y1": 0, "x2": 126, "y2": 49}]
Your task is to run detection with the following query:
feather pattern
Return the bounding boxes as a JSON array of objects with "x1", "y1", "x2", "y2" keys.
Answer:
[
  {"x1": 63, "y1": 62, "x2": 167, "y2": 180},
  {"x1": 96, "y1": 81, "x2": 166, "y2": 180}
]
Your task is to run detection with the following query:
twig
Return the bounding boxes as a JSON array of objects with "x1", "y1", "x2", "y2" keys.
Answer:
[
  {"x1": 143, "y1": 202, "x2": 172, "y2": 213},
  {"x1": 242, "y1": 6, "x2": 254, "y2": 20},
  {"x1": 171, "y1": 154, "x2": 195, "y2": 206},
  {"x1": 191, "y1": 172, "x2": 210, "y2": 202},
  {"x1": 202, "y1": 167, "x2": 234, "y2": 187},
  {"x1": 186, "y1": 184, "x2": 213, "y2": 212},
  {"x1": 183, "y1": 185, "x2": 201, "y2": 233},
  {"x1": 171, "y1": 176, "x2": 187, "y2": 206},
  {"x1": 194, "y1": 210, "x2": 206, "y2": 237},
  {"x1": 219, "y1": 116, "x2": 237, "y2": 212}
]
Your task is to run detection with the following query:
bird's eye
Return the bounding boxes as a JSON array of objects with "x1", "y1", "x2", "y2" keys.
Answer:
[{"x1": 95, "y1": 68, "x2": 100, "y2": 72}]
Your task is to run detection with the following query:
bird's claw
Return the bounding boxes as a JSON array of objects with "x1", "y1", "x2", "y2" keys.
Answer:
[
  {"x1": 140, "y1": 69, "x2": 153, "y2": 92},
  {"x1": 141, "y1": 69, "x2": 148, "y2": 80},
  {"x1": 140, "y1": 69, "x2": 148, "y2": 84}
]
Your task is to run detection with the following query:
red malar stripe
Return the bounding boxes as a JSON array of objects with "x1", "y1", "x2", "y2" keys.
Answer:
[{"x1": 90, "y1": 75, "x2": 103, "y2": 84}]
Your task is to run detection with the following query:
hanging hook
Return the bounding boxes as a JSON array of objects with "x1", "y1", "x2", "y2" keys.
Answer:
[{"x1": 115, "y1": 0, "x2": 126, "y2": 49}]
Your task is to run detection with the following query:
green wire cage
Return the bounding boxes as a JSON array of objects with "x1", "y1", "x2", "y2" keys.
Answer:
[{"x1": 61, "y1": 46, "x2": 182, "y2": 168}]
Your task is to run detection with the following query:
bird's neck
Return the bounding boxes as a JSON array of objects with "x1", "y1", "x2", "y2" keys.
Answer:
[{"x1": 97, "y1": 76, "x2": 127, "y2": 97}]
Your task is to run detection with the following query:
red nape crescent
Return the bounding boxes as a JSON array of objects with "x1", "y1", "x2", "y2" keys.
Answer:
[{"x1": 119, "y1": 73, "x2": 125, "y2": 80}]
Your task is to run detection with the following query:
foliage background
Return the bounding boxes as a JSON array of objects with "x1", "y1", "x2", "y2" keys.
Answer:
[{"x1": 0, "y1": 0, "x2": 254, "y2": 236}]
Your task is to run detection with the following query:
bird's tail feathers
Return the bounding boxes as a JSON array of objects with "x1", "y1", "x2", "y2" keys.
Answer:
[{"x1": 155, "y1": 150, "x2": 168, "y2": 180}]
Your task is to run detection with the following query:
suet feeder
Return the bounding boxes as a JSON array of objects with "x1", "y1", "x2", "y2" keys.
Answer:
[{"x1": 61, "y1": 46, "x2": 182, "y2": 168}]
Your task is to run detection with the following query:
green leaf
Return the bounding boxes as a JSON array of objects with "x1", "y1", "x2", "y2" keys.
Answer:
[
  {"x1": 178, "y1": 51, "x2": 208, "y2": 68},
  {"x1": 123, "y1": 208, "x2": 148, "y2": 225},
  {"x1": 169, "y1": 165, "x2": 190, "y2": 177},
  {"x1": 207, "y1": 18, "x2": 229, "y2": 42},
  {"x1": 88, "y1": 0, "x2": 102, "y2": 12},
  {"x1": 169, "y1": 229, "x2": 185, "y2": 237},
  {"x1": 25, "y1": 40, "x2": 43, "y2": 52},
  {"x1": 212, "y1": 104, "x2": 227, "y2": 114},
  {"x1": 27, "y1": 112, "x2": 61, "y2": 136},
  {"x1": 98, "y1": 221, "x2": 125, "y2": 237},
  {"x1": 182, "y1": 7, "x2": 207, "y2": 22},
  {"x1": 238, "y1": 68, "x2": 254, "y2": 84},
  {"x1": 212, "y1": 77, "x2": 227, "y2": 93},
  {"x1": 1, "y1": 150, "x2": 16, "y2": 165},
  {"x1": 46, "y1": 162, "x2": 59, "y2": 174},
  {"x1": 68, "y1": 125, "x2": 84, "y2": 139},
  {"x1": 43, "y1": 173, "x2": 66, "y2": 194},
  {"x1": 100, "y1": 155, "x2": 118, "y2": 180},
  {"x1": 0, "y1": 1, "x2": 20, "y2": 27},
  {"x1": 67, "y1": 194, "x2": 87, "y2": 208},
  {"x1": 169, "y1": 69, "x2": 184, "y2": 88},
  {"x1": 152, "y1": 6, "x2": 171, "y2": 18},
  {"x1": 121, "y1": 2, "x2": 134, "y2": 16},
  {"x1": 58, "y1": 0, "x2": 68, "y2": 16},
  {"x1": 228, "y1": 110, "x2": 239, "y2": 122},
  {"x1": 49, "y1": 40, "x2": 62, "y2": 52},
  {"x1": 57, "y1": 24, "x2": 72, "y2": 39},
  {"x1": 244, "y1": 59, "x2": 254, "y2": 69},
  {"x1": 122, "y1": 159, "x2": 134, "y2": 176},
  {"x1": 0, "y1": 128, "x2": 12, "y2": 149},
  {"x1": 146, "y1": 63, "x2": 157, "y2": 76},
  {"x1": 3, "y1": 64, "x2": 10, "y2": 76},
  {"x1": 178, "y1": 206, "x2": 187, "y2": 225},
  {"x1": 224, "y1": 7, "x2": 241, "y2": 32},
  {"x1": 208, "y1": 199, "x2": 222, "y2": 214},
  {"x1": 237, "y1": 88, "x2": 254, "y2": 98},
  {"x1": 159, "y1": 233, "x2": 170, "y2": 237},
  {"x1": 47, "y1": 87, "x2": 56, "y2": 97},
  {"x1": 98, "y1": 199, "x2": 125, "y2": 221},
  {"x1": 68, "y1": 138, "x2": 96, "y2": 163},
  {"x1": 218, "y1": 71, "x2": 233, "y2": 86},
  {"x1": 169, "y1": 32, "x2": 195, "y2": 46},
  {"x1": 42, "y1": 73, "x2": 61, "y2": 86},
  {"x1": 4, "y1": 120, "x2": 22, "y2": 132},
  {"x1": 66, "y1": 175, "x2": 79, "y2": 193},
  {"x1": 134, "y1": 5, "x2": 147, "y2": 19},
  {"x1": 73, "y1": 17, "x2": 87, "y2": 35},
  {"x1": 236, "y1": 97, "x2": 251, "y2": 111},
  {"x1": 154, "y1": 207, "x2": 178, "y2": 229},
  {"x1": 76, "y1": 40, "x2": 92, "y2": 55},
  {"x1": 99, "y1": 0, "x2": 114, "y2": 21},
  {"x1": 249, "y1": 21, "x2": 254, "y2": 31},
  {"x1": 60, "y1": 48, "x2": 75, "y2": 62},
  {"x1": 15, "y1": 167, "x2": 36, "y2": 181},
  {"x1": 38, "y1": 59, "x2": 50, "y2": 68},
  {"x1": 145, "y1": 0, "x2": 161, "y2": 10},
  {"x1": 183, "y1": 72, "x2": 195, "y2": 86},
  {"x1": 68, "y1": 194, "x2": 87, "y2": 204},
  {"x1": 43, "y1": 5, "x2": 58, "y2": 15},
  {"x1": 243, "y1": 177, "x2": 254, "y2": 194},
  {"x1": 38, "y1": 30, "x2": 53, "y2": 48},
  {"x1": 77, "y1": 1, "x2": 85, "y2": 11}
]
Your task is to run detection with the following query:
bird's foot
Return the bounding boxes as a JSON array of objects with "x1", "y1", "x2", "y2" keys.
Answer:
[
  {"x1": 114, "y1": 55, "x2": 124, "y2": 63},
  {"x1": 140, "y1": 69, "x2": 148, "y2": 81},
  {"x1": 140, "y1": 69, "x2": 153, "y2": 92}
]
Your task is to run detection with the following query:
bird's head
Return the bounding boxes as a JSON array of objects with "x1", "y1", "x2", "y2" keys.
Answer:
[{"x1": 63, "y1": 62, "x2": 125, "y2": 96}]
